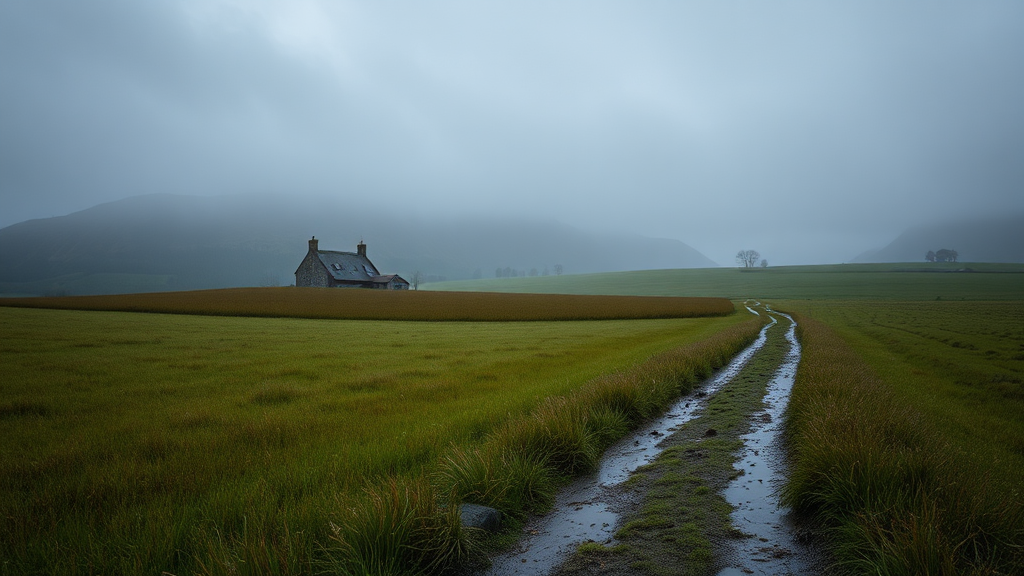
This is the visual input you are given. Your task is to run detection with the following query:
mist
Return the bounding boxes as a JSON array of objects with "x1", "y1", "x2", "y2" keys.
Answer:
[{"x1": 3, "y1": 1, "x2": 1023, "y2": 266}]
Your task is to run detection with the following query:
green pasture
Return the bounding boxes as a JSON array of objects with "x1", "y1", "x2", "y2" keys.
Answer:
[
  {"x1": 5, "y1": 261, "x2": 1022, "y2": 574},
  {"x1": 426, "y1": 262, "x2": 1024, "y2": 300},
  {"x1": 0, "y1": 306, "x2": 750, "y2": 574},
  {"x1": 778, "y1": 302, "x2": 1024, "y2": 573},
  {"x1": 781, "y1": 300, "x2": 1024, "y2": 486}
]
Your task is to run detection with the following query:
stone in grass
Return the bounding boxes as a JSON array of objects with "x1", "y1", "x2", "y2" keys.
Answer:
[{"x1": 460, "y1": 503, "x2": 503, "y2": 532}]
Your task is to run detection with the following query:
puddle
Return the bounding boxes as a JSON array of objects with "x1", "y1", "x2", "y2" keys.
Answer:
[
  {"x1": 716, "y1": 311, "x2": 824, "y2": 576},
  {"x1": 482, "y1": 306, "x2": 775, "y2": 576}
]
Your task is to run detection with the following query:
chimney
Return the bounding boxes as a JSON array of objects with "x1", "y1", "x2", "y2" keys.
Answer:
[
  {"x1": 357, "y1": 241, "x2": 366, "y2": 258},
  {"x1": 308, "y1": 236, "x2": 319, "y2": 253}
]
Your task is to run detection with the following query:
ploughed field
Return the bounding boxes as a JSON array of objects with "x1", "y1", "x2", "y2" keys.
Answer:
[
  {"x1": 0, "y1": 292, "x2": 755, "y2": 575},
  {"x1": 0, "y1": 286, "x2": 733, "y2": 321}
]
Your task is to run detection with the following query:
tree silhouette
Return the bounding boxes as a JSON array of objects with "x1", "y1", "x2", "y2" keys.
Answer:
[{"x1": 735, "y1": 250, "x2": 760, "y2": 268}]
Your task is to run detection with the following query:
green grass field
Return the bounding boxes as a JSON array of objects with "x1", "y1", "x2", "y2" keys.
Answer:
[
  {"x1": 426, "y1": 262, "x2": 1024, "y2": 300},
  {"x1": 780, "y1": 307, "x2": 1024, "y2": 574},
  {"x1": 4, "y1": 263, "x2": 1022, "y2": 574},
  {"x1": 0, "y1": 305, "x2": 755, "y2": 575},
  {"x1": 431, "y1": 264, "x2": 1024, "y2": 573},
  {"x1": 781, "y1": 300, "x2": 1024, "y2": 478}
]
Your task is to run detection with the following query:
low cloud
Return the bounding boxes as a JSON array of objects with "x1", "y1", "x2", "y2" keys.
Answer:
[{"x1": 2, "y1": 1, "x2": 1023, "y2": 265}]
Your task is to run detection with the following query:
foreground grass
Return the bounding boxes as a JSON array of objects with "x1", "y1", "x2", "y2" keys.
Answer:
[
  {"x1": 0, "y1": 306, "x2": 758, "y2": 575},
  {"x1": 780, "y1": 301, "x2": 1024, "y2": 575},
  {"x1": 0, "y1": 287, "x2": 733, "y2": 321}
]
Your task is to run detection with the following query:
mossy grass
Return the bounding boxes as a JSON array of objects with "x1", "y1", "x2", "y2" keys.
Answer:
[
  {"x1": 557, "y1": 311, "x2": 792, "y2": 576},
  {"x1": 779, "y1": 305, "x2": 1024, "y2": 575},
  {"x1": 0, "y1": 305, "x2": 760, "y2": 575}
]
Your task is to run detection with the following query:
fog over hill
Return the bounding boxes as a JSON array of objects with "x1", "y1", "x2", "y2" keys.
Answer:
[
  {"x1": 852, "y1": 214, "x2": 1024, "y2": 264},
  {"x1": 0, "y1": 194, "x2": 716, "y2": 296}
]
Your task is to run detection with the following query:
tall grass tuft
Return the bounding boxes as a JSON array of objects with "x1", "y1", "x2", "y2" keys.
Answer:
[
  {"x1": 436, "y1": 447, "x2": 556, "y2": 516},
  {"x1": 490, "y1": 396, "x2": 600, "y2": 476},
  {"x1": 323, "y1": 478, "x2": 470, "y2": 576},
  {"x1": 783, "y1": 314, "x2": 1024, "y2": 575}
]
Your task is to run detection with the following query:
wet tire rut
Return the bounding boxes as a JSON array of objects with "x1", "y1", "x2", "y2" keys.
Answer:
[{"x1": 480, "y1": 305, "x2": 825, "y2": 576}]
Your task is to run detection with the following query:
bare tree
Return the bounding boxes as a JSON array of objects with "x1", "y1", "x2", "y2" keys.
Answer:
[
  {"x1": 554, "y1": 264, "x2": 564, "y2": 276},
  {"x1": 735, "y1": 250, "x2": 760, "y2": 268},
  {"x1": 760, "y1": 259, "x2": 768, "y2": 268},
  {"x1": 926, "y1": 250, "x2": 936, "y2": 263},
  {"x1": 410, "y1": 270, "x2": 423, "y2": 290}
]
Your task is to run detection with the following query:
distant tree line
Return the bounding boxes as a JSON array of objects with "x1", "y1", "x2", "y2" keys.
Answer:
[
  {"x1": 925, "y1": 249, "x2": 958, "y2": 263},
  {"x1": 495, "y1": 264, "x2": 562, "y2": 278}
]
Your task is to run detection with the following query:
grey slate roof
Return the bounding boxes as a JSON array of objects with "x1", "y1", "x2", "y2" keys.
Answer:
[{"x1": 317, "y1": 250, "x2": 380, "y2": 283}]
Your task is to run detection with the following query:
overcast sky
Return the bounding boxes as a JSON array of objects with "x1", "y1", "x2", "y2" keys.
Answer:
[{"x1": 2, "y1": 1, "x2": 1023, "y2": 265}]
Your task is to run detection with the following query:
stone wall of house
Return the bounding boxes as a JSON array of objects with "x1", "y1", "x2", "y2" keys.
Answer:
[{"x1": 295, "y1": 252, "x2": 332, "y2": 287}]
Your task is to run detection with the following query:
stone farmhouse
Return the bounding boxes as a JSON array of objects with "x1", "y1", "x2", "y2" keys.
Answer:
[{"x1": 295, "y1": 237, "x2": 410, "y2": 290}]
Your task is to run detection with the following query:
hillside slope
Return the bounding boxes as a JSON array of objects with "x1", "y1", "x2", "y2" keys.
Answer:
[
  {"x1": 853, "y1": 214, "x2": 1024, "y2": 264},
  {"x1": 0, "y1": 194, "x2": 716, "y2": 296}
]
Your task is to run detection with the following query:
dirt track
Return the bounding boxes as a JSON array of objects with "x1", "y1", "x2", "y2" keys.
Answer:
[{"x1": 481, "y1": 306, "x2": 827, "y2": 576}]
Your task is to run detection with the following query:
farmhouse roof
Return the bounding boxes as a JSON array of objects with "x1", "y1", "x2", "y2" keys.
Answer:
[{"x1": 316, "y1": 250, "x2": 380, "y2": 282}]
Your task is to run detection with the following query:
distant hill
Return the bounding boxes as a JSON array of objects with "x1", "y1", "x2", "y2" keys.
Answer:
[
  {"x1": 852, "y1": 214, "x2": 1024, "y2": 264},
  {"x1": 0, "y1": 194, "x2": 717, "y2": 296}
]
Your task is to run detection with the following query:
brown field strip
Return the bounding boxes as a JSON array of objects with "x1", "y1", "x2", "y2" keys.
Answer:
[{"x1": 0, "y1": 287, "x2": 733, "y2": 321}]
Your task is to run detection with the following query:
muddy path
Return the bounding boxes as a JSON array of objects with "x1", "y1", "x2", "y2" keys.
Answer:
[{"x1": 479, "y1": 305, "x2": 824, "y2": 576}]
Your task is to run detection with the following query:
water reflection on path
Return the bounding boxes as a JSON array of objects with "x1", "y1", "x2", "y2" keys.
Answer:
[{"x1": 716, "y1": 311, "x2": 824, "y2": 576}]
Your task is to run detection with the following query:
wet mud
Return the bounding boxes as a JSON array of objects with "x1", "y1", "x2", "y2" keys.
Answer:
[{"x1": 715, "y1": 311, "x2": 825, "y2": 575}]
